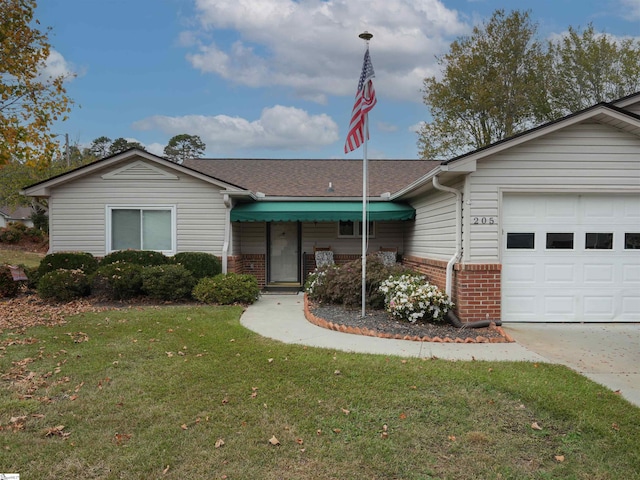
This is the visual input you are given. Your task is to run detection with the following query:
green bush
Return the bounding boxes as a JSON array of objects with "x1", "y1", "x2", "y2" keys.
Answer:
[
  {"x1": 91, "y1": 262, "x2": 144, "y2": 300},
  {"x1": 100, "y1": 250, "x2": 171, "y2": 267},
  {"x1": 173, "y1": 252, "x2": 222, "y2": 279},
  {"x1": 0, "y1": 265, "x2": 20, "y2": 298},
  {"x1": 38, "y1": 252, "x2": 99, "y2": 277},
  {"x1": 30, "y1": 209, "x2": 48, "y2": 232},
  {"x1": 306, "y1": 256, "x2": 412, "y2": 309},
  {"x1": 38, "y1": 269, "x2": 90, "y2": 301},
  {"x1": 0, "y1": 226, "x2": 22, "y2": 244},
  {"x1": 193, "y1": 273, "x2": 260, "y2": 305},
  {"x1": 22, "y1": 265, "x2": 41, "y2": 290},
  {"x1": 141, "y1": 264, "x2": 196, "y2": 301}
]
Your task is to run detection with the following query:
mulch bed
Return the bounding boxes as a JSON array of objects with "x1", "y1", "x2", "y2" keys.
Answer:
[{"x1": 306, "y1": 297, "x2": 512, "y2": 343}]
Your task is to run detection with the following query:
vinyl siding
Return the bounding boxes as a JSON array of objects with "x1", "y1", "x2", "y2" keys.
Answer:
[
  {"x1": 48, "y1": 161, "x2": 226, "y2": 256},
  {"x1": 465, "y1": 122, "x2": 640, "y2": 263},
  {"x1": 404, "y1": 187, "x2": 459, "y2": 261}
]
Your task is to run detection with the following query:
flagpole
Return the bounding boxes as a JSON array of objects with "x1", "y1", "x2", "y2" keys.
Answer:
[{"x1": 359, "y1": 31, "x2": 372, "y2": 318}]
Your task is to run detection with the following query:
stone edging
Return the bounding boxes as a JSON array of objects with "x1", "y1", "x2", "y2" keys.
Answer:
[{"x1": 303, "y1": 294, "x2": 514, "y2": 344}]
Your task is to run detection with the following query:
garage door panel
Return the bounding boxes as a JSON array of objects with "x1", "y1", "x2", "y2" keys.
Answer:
[
  {"x1": 584, "y1": 296, "x2": 615, "y2": 315},
  {"x1": 544, "y1": 296, "x2": 575, "y2": 316},
  {"x1": 502, "y1": 193, "x2": 640, "y2": 322},
  {"x1": 622, "y1": 265, "x2": 640, "y2": 283},
  {"x1": 544, "y1": 264, "x2": 575, "y2": 282},
  {"x1": 583, "y1": 264, "x2": 614, "y2": 283},
  {"x1": 503, "y1": 263, "x2": 536, "y2": 283}
]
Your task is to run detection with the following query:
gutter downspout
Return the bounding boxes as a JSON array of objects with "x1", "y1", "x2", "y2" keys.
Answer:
[
  {"x1": 222, "y1": 194, "x2": 232, "y2": 274},
  {"x1": 432, "y1": 175, "x2": 461, "y2": 298}
]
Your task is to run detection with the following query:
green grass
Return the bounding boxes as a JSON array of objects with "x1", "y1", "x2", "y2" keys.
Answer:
[
  {"x1": 1, "y1": 305, "x2": 639, "y2": 479},
  {"x1": 0, "y1": 247, "x2": 45, "y2": 268}
]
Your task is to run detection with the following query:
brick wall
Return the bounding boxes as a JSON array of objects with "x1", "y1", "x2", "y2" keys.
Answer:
[
  {"x1": 402, "y1": 255, "x2": 502, "y2": 323},
  {"x1": 233, "y1": 253, "x2": 266, "y2": 288}
]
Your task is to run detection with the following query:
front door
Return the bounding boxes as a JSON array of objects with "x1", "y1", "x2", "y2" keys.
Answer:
[{"x1": 268, "y1": 222, "x2": 300, "y2": 284}]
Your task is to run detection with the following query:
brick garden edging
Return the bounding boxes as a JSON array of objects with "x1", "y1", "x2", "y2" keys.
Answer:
[{"x1": 303, "y1": 294, "x2": 514, "y2": 344}]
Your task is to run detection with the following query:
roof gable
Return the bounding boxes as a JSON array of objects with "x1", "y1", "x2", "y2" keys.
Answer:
[{"x1": 101, "y1": 160, "x2": 179, "y2": 180}]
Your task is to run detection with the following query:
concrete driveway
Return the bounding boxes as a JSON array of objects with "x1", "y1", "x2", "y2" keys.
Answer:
[{"x1": 503, "y1": 323, "x2": 640, "y2": 407}]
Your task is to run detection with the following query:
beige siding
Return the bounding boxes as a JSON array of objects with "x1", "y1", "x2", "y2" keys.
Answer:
[
  {"x1": 238, "y1": 222, "x2": 266, "y2": 254},
  {"x1": 465, "y1": 122, "x2": 640, "y2": 262},
  {"x1": 404, "y1": 187, "x2": 458, "y2": 261},
  {"x1": 301, "y1": 221, "x2": 405, "y2": 255},
  {"x1": 48, "y1": 161, "x2": 226, "y2": 256}
]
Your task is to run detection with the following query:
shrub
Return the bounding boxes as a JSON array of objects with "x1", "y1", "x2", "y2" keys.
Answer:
[
  {"x1": 100, "y1": 250, "x2": 171, "y2": 267},
  {"x1": 379, "y1": 274, "x2": 454, "y2": 323},
  {"x1": 30, "y1": 210, "x2": 48, "y2": 233},
  {"x1": 91, "y1": 262, "x2": 144, "y2": 300},
  {"x1": 38, "y1": 252, "x2": 99, "y2": 277},
  {"x1": 305, "y1": 256, "x2": 411, "y2": 309},
  {"x1": 0, "y1": 226, "x2": 22, "y2": 244},
  {"x1": 193, "y1": 273, "x2": 260, "y2": 305},
  {"x1": 173, "y1": 252, "x2": 222, "y2": 279},
  {"x1": 0, "y1": 265, "x2": 20, "y2": 298},
  {"x1": 141, "y1": 264, "x2": 196, "y2": 301},
  {"x1": 22, "y1": 265, "x2": 41, "y2": 290},
  {"x1": 38, "y1": 269, "x2": 90, "y2": 302}
]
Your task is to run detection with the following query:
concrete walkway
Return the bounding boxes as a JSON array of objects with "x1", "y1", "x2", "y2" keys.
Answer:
[{"x1": 240, "y1": 293, "x2": 640, "y2": 407}]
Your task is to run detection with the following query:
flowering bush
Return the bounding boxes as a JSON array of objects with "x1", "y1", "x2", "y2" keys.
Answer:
[{"x1": 379, "y1": 274, "x2": 454, "y2": 323}]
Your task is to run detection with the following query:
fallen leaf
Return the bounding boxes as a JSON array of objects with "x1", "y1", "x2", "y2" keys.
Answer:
[
  {"x1": 163, "y1": 465, "x2": 170, "y2": 474},
  {"x1": 382, "y1": 424, "x2": 388, "y2": 432},
  {"x1": 215, "y1": 438, "x2": 225, "y2": 448},
  {"x1": 166, "y1": 352, "x2": 174, "y2": 357},
  {"x1": 269, "y1": 435, "x2": 280, "y2": 446},
  {"x1": 341, "y1": 408, "x2": 350, "y2": 415},
  {"x1": 316, "y1": 429, "x2": 322, "y2": 436},
  {"x1": 44, "y1": 425, "x2": 69, "y2": 437},
  {"x1": 296, "y1": 438, "x2": 304, "y2": 445},
  {"x1": 181, "y1": 424, "x2": 188, "y2": 430},
  {"x1": 334, "y1": 370, "x2": 341, "y2": 375},
  {"x1": 554, "y1": 455, "x2": 565, "y2": 462},
  {"x1": 222, "y1": 397, "x2": 229, "y2": 405},
  {"x1": 332, "y1": 428, "x2": 341, "y2": 434},
  {"x1": 531, "y1": 422, "x2": 543, "y2": 431},
  {"x1": 448, "y1": 435, "x2": 457, "y2": 441},
  {"x1": 612, "y1": 423, "x2": 620, "y2": 431},
  {"x1": 268, "y1": 358, "x2": 274, "y2": 363},
  {"x1": 381, "y1": 432, "x2": 389, "y2": 439},
  {"x1": 399, "y1": 413, "x2": 407, "y2": 420}
]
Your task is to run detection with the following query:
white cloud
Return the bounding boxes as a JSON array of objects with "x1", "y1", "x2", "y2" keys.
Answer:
[
  {"x1": 144, "y1": 142, "x2": 166, "y2": 156},
  {"x1": 183, "y1": 0, "x2": 468, "y2": 103},
  {"x1": 619, "y1": 0, "x2": 640, "y2": 20},
  {"x1": 39, "y1": 49, "x2": 76, "y2": 82},
  {"x1": 132, "y1": 105, "x2": 339, "y2": 153}
]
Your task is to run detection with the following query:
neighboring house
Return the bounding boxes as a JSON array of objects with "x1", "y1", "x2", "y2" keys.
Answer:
[
  {"x1": 22, "y1": 93, "x2": 640, "y2": 323},
  {"x1": 0, "y1": 206, "x2": 34, "y2": 228}
]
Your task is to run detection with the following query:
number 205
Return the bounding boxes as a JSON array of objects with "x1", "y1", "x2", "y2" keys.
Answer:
[{"x1": 472, "y1": 217, "x2": 496, "y2": 225}]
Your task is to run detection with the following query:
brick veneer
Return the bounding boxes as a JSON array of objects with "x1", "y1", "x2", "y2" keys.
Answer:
[
  {"x1": 402, "y1": 255, "x2": 502, "y2": 323},
  {"x1": 228, "y1": 254, "x2": 266, "y2": 288}
]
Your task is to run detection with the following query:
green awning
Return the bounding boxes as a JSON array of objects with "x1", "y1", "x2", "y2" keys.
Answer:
[{"x1": 230, "y1": 201, "x2": 415, "y2": 222}]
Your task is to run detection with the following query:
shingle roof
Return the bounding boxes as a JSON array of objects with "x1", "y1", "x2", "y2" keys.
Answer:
[
  {"x1": 0, "y1": 206, "x2": 32, "y2": 220},
  {"x1": 182, "y1": 159, "x2": 441, "y2": 197}
]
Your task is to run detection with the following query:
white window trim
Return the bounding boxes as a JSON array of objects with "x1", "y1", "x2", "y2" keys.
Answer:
[
  {"x1": 106, "y1": 205, "x2": 177, "y2": 255},
  {"x1": 337, "y1": 220, "x2": 376, "y2": 239}
]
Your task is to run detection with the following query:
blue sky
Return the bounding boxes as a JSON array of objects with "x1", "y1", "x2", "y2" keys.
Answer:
[{"x1": 37, "y1": 0, "x2": 640, "y2": 160}]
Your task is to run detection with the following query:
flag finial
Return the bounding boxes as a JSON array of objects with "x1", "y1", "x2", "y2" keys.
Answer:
[{"x1": 358, "y1": 31, "x2": 373, "y2": 42}]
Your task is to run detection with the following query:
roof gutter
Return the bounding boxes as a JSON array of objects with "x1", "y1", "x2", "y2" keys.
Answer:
[
  {"x1": 432, "y1": 175, "x2": 461, "y2": 298},
  {"x1": 222, "y1": 194, "x2": 232, "y2": 274}
]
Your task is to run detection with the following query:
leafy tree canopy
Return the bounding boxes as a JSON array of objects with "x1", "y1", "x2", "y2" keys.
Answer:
[
  {"x1": 164, "y1": 134, "x2": 206, "y2": 163},
  {"x1": 0, "y1": 0, "x2": 73, "y2": 167},
  {"x1": 418, "y1": 10, "x2": 640, "y2": 159}
]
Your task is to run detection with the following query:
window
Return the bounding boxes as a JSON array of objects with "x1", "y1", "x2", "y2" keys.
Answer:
[
  {"x1": 338, "y1": 220, "x2": 375, "y2": 238},
  {"x1": 506, "y1": 233, "x2": 535, "y2": 249},
  {"x1": 625, "y1": 233, "x2": 640, "y2": 250},
  {"x1": 585, "y1": 233, "x2": 613, "y2": 250},
  {"x1": 108, "y1": 206, "x2": 175, "y2": 253},
  {"x1": 546, "y1": 233, "x2": 574, "y2": 249}
]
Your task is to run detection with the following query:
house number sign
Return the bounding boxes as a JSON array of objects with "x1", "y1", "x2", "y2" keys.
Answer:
[{"x1": 472, "y1": 216, "x2": 497, "y2": 225}]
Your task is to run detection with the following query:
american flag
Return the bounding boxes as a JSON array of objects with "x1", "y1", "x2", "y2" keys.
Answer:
[{"x1": 344, "y1": 48, "x2": 377, "y2": 153}]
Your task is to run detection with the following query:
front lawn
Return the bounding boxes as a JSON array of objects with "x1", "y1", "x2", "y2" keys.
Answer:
[{"x1": 1, "y1": 305, "x2": 638, "y2": 479}]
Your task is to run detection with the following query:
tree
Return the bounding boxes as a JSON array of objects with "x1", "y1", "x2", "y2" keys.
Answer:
[
  {"x1": 109, "y1": 137, "x2": 145, "y2": 156},
  {"x1": 164, "y1": 134, "x2": 206, "y2": 163},
  {"x1": 89, "y1": 136, "x2": 112, "y2": 158},
  {"x1": 548, "y1": 24, "x2": 640, "y2": 116},
  {"x1": 418, "y1": 10, "x2": 549, "y2": 159},
  {"x1": 0, "y1": 0, "x2": 73, "y2": 167}
]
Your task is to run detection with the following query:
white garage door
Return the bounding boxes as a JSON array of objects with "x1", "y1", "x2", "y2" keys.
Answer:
[{"x1": 502, "y1": 193, "x2": 640, "y2": 322}]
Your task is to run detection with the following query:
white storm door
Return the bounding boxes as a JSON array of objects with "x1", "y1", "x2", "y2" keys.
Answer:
[{"x1": 269, "y1": 222, "x2": 299, "y2": 283}]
